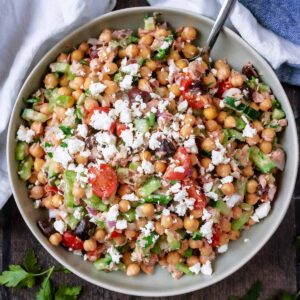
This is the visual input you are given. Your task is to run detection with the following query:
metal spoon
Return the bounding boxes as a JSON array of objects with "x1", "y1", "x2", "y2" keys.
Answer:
[{"x1": 190, "y1": 0, "x2": 236, "y2": 61}]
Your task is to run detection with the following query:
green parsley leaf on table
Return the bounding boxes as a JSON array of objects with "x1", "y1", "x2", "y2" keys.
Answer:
[
  {"x1": 228, "y1": 281, "x2": 262, "y2": 300},
  {"x1": 23, "y1": 249, "x2": 41, "y2": 273},
  {"x1": 36, "y1": 267, "x2": 54, "y2": 300},
  {"x1": 0, "y1": 265, "x2": 33, "y2": 288},
  {"x1": 294, "y1": 234, "x2": 300, "y2": 249},
  {"x1": 55, "y1": 286, "x2": 82, "y2": 300}
]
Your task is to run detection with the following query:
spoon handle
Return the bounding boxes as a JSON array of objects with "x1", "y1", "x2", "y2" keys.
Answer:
[{"x1": 206, "y1": 0, "x2": 236, "y2": 50}]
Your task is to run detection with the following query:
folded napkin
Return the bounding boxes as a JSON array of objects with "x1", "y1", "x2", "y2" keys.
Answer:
[
  {"x1": 0, "y1": 0, "x2": 116, "y2": 209},
  {"x1": 148, "y1": 0, "x2": 300, "y2": 85}
]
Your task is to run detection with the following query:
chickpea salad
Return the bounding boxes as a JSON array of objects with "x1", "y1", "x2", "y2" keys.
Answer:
[{"x1": 15, "y1": 14, "x2": 287, "y2": 279}]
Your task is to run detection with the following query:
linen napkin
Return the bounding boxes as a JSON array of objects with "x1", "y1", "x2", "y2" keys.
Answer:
[
  {"x1": 148, "y1": 0, "x2": 300, "y2": 85},
  {"x1": 0, "y1": 0, "x2": 116, "y2": 209}
]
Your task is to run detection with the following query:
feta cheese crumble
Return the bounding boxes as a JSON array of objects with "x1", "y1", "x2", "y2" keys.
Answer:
[
  {"x1": 89, "y1": 82, "x2": 106, "y2": 96},
  {"x1": 251, "y1": 201, "x2": 271, "y2": 222},
  {"x1": 17, "y1": 125, "x2": 35, "y2": 143}
]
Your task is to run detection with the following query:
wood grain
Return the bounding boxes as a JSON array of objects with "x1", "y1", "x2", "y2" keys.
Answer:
[{"x1": 0, "y1": 0, "x2": 299, "y2": 299}]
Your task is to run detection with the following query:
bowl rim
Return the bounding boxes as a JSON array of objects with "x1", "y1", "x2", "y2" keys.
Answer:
[{"x1": 7, "y1": 6, "x2": 299, "y2": 297}]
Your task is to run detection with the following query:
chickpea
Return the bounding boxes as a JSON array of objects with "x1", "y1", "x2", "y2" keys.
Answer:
[
  {"x1": 168, "y1": 99, "x2": 176, "y2": 113},
  {"x1": 203, "y1": 107, "x2": 218, "y2": 120},
  {"x1": 246, "y1": 134, "x2": 260, "y2": 146},
  {"x1": 189, "y1": 239, "x2": 203, "y2": 249},
  {"x1": 119, "y1": 199, "x2": 130, "y2": 213},
  {"x1": 34, "y1": 158, "x2": 45, "y2": 172},
  {"x1": 58, "y1": 86, "x2": 72, "y2": 96},
  {"x1": 145, "y1": 60, "x2": 157, "y2": 71},
  {"x1": 167, "y1": 252, "x2": 181, "y2": 265},
  {"x1": 201, "y1": 138, "x2": 215, "y2": 152},
  {"x1": 71, "y1": 49, "x2": 84, "y2": 62},
  {"x1": 140, "y1": 47, "x2": 151, "y2": 59},
  {"x1": 84, "y1": 98, "x2": 99, "y2": 111},
  {"x1": 161, "y1": 215, "x2": 173, "y2": 229},
  {"x1": 187, "y1": 256, "x2": 199, "y2": 267},
  {"x1": 184, "y1": 114, "x2": 196, "y2": 126},
  {"x1": 200, "y1": 244, "x2": 213, "y2": 256},
  {"x1": 140, "y1": 66, "x2": 152, "y2": 79},
  {"x1": 123, "y1": 251, "x2": 133, "y2": 266},
  {"x1": 42, "y1": 196, "x2": 54, "y2": 209},
  {"x1": 180, "y1": 124, "x2": 192, "y2": 138},
  {"x1": 190, "y1": 154, "x2": 198, "y2": 166},
  {"x1": 51, "y1": 194, "x2": 63, "y2": 208},
  {"x1": 171, "y1": 217, "x2": 184, "y2": 230},
  {"x1": 72, "y1": 89, "x2": 83, "y2": 100},
  {"x1": 156, "y1": 70, "x2": 169, "y2": 86},
  {"x1": 220, "y1": 217, "x2": 231, "y2": 232},
  {"x1": 37, "y1": 171, "x2": 47, "y2": 184},
  {"x1": 219, "y1": 233, "x2": 230, "y2": 245},
  {"x1": 139, "y1": 34, "x2": 153, "y2": 46},
  {"x1": 126, "y1": 44, "x2": 139, "y2": 57},
  {"x1": 169, "y1": 50, "x2": 181, "y2": 61},
  {"x1": 29, "y1": 143, "x2": 44, "y2": 158},
  {"x1": 59, "y1": 75, "x2": 69, "y2": 87},
  {"x1": 215, "y1": 60, "x2": 230, "y2": 81},
  {"x1": 259, "y1": 98, "x2": 272, "y2": 111},
  {"x1": 52, "y1": 162, "x2": 63, "y2": 174},
  {"x1": 31, "y1": 121, "x2": 44, "y2": 135},
  {"x1": 75, "y1": 153, "x2": 88, "y2": 165},
  {"x1": 246, "y1": 193, "x2": 259, "y2": 205},
  {"x1": 175, "y1": 59, "x2": 188, "y2": 70},
  {"x1": 118, "y1": 184, "x2": 131, "y2": 197},
  {"x1": 94, "y1": 228, "x2": 106, "y2": 242},
  {"x1": 103, "y1": 62, "x2": 118, "y2": 75},
  {"x1": 230, "y1": 71, "x2": 244, "y2": 87},
  {"x1": 29, "y1": 186, "x2": 45, "y2": 199},
  {"x1": 113, "y1": 235, "x2": 126, "y2": 246},
  {"x1": 224, "y1": 116, "x2": 236, "y2": 128},
  {"x1": 182, "y1": 43, "x2": 198, "y2": 59},
  {"x1": 140, "y1": 150, "x2": 152, "y2": 161},
  {"x1": 53, "y1": 106, "x2": 66, "y2": 121},
  {"x1": 191, "y1": 167, "x2": 198, "y2": 179},
  {"x1": 155, "y1": 28, "x2": 169, "y2": 38},
  {"x1": 154, "y1": 161, "x2": 167, "y2": 173},
  {"x1": 69, "y1": 77, "x2": 84, "y2": 90},
  {"x1": 247, "y1": 179, "x2": 258, "y2": 194},
  {"x1": 190, "y1": 209, "x2": 203, "y2": 219},
  {"x1": 169, "y1": 84, "x2": 181, "y2": 97},
  {"x1": 242, "y1": 164, "x2": 254, "y2": 177},
  {"x1": 118, "y1": 48, "x2": 126, "y2": 58},
  {"x1": 155, "y1": 221, "x2": 165, "y2": 235},
  {"x1": 83, "y1": 77, "x2": 91, "y2": 90},
  {"x1": 259, "y1": 141, "x2": 272, "y2": 154},
  {"x1": 232, "y1": 206, "x2": 243, "y2": 219},
  {"x1": 184, "y1": 216, "x2": 199, "y2": 232},
  {"x1": 216, "y1": 164, "x2": 231, "y2": 177},
  {"x1": 229, "y1": 230, "x2": 240, "y2": 240},
  {"x1": 125, "y1": 229, "x2": 137, "y2": 240},
  {"x1": 28, "y1": 172, "x2": 38, "y2": 184},
  {"x1": 126, "y1": 263, "x2": 140, "y2": 276},
  {"x1": 79, "y1": 42, "x2": 89, "y2": 53},
  {"x1": 138, "y1": 79, "x2": 151, "y2": 92},
  {"x1": 49, "y1": 233, "x2": 62, "y2": 246},
  {"x1": 83, "y1": 239, "x2": 97, "y2": 252},
  {"x1": 99, "y1": 29, "x2": 112, "y2": 43},
  {"x1": 104, "y1": 80, "x2": 119, "y2": 95},
  {"x1": 72, "y1": 185, "x2": 85, "y2": 198},
  {"x1": 221, "y1": 183, "x2": 235, "y2": 196},
  {"x1": 202, "y1": 73, "x2": 217, "y2": 87},
  {"x1": 181, "y1": 26, "x2": 197, "y2": 41},
  {"x1": 38, "y1": 103, "x2": 51, "y2": 116},
  {"x1": 217, "y1": 111, "x2": 228, "y2": 124},
  {"x1": 261, "y1": 128, "x2": 276, "y2": 141},
  {"x1": 44, "y1": 73, "x2": 58, "y2": 89},
  {"x1": 252, "y1": 120, "x2": 264, "y2": 133},
  {"x1": 206, "y1": 120, "x2": 220, "y2": 132},
  {"x1": 140, "y1": 203, "x2": 155, "y2": 218},
  {"x1": 57, "y1": 53, "x2": 68, "y2": 63},
  {"x1": 200, "y1": 157, "x2": 212, "y2": 169}
]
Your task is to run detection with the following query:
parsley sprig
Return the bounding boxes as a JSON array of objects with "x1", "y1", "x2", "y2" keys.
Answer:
[{"x1": 0, "y1": 250, "x2": 82, "y2": 299}]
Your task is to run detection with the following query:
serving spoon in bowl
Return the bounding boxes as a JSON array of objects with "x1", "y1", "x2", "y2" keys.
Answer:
[{"x1": 191, "y1": 0, "x2": 237, "y2": 61}]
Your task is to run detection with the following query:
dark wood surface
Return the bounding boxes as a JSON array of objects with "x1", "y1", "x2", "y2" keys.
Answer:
[{"x1": 1, "y1": 0, "x2": 299, "y2": 299}]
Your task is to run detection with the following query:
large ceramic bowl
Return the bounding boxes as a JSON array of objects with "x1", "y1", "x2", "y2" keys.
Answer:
[{"x1": 7, "y1": 6, "x2": 299, "y2": 297}]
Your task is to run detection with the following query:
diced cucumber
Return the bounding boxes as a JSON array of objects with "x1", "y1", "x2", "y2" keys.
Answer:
[
  {"x1": 94, "y1": 255, "x2": 112, "y2": 271},
  {"x1": 84, "y1": 195, "x2": 108, "y2": 212},
  {"x1": 116, "y1": 168, "x2": 130, "y2": 180},
  {"x1": 175, "y1": 263, "x2": 192, "y2": 275},
  {"x1": 56, "y1": 95, "x2": 75, "y2": 108},
  {"x1": 143, "y1": 194, "x2": 172, "y2": 205},
  {"x1": 128, "y1": 162, "x2": 140, "y2": 171},
  {"x1": 231, "y1": 211, "x2": 252, "y2": 230},
  {"x1": 135, "y1": 118, "x2": 150, "y2": 134},
  {"x1": 235, "y1": 177, "x2": 248, "y2": 197},
  {"x1": 223, "y1": 97, "x2": 260, "y2": 120},
  {"x1": 66, "y1": 215, "x2": 80, "y2": 230},
  {"x1": 236, "y1": 118, "x2": 246, "y2": 131},
  {"x1": 50, "y1": 62, "x2": 70, "y2": 73},
  {"x1": 183, "y1": 248, "x2": 193, "y2": 258},
  {"x1": 144, "y1": 16, "x2": 155, "y2": 30},
  {"x1": 63, "y1": 170, "x2": 76, "y2": 207},
  {"x1": 249, "y1": 146, "x2": 276, "y2": 173},
  {"x1": 272, "y1": 108, "x2": 285, "y2": 120},
  {"x1": 21, "y1": 109, "x2": 48, "y2": 123},
  {"x1": 44, "y1": 88, "x2": 59, "y2": 111},
  {"x1": 240, "y1": 203, "x2": 253, "y2": 211},
  {"x1": 137, "y1": 177, "x2": 162, "y2": 198},
  {"x1": 146, "y1": 112, "x2": 156, "y2": 127},
  {"x1": 166, "y1": 230, "x2": 180, "y2": 250},
  {"x1": 18, "y1": 156, "x2": 33, "y2": 181},
  {"x1": 215, "y1": 200, "x2": 230, "y2": 216},
  {"x1": 223, "y1": 129, "x2": 245, "y2": 143},
  {"x1": 123, "y1": 209, "x2": 136, "y2": 222},
  {"x1": 15, "y1": 142, "x2": 28, "y2": 161}
]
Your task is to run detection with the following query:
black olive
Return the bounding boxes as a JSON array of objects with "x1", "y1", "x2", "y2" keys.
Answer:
[
  {"x1": 37, "y1": 218, "x2": 55, "y2": 237},
  {"x1": 160, "y1": 139, "x2": 176, "y2": 157},
  {"x1": 242, "y1": 63, "x2": 259, "y2": 79},
  {"x1": 74, "y1": 217, "x2": 96, "y2": 240}
]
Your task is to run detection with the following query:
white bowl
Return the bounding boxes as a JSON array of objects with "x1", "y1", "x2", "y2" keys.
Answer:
[{"x1": 7, "y1": 6, "x2": 299, "y2": 297}]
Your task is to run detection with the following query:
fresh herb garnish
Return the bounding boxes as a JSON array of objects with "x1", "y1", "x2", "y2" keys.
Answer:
[
  {"x1": 80, "y1": 59, "x2": 89, "y2": 65},
  {"x1": 59, "y1": 125, "x2": 72, "y2": 136},
  {"x1": 228, "y1": 281, "x2": 262, "y2": 300},
  {"x1": 45, "y1": 142, "x2": 53, "y2": 148},
  {"x1": 48, "y1": 152, "x2": 53, "y2": 158},
  {"x1": 294, "y1": 234, "x2": 300, "y2": 248},
  {"x1": 60, "y1": 142, "x2": 68, "y2": 148},
  {"x1": 23, "y1": 98, "x2": 41, "y2": 105},
  {"x1": 191, "y1": 232, "x2": 203, "y2": 241},
  {"x1": 0, "y1": 250, "x2": 82, "y2": 299},
  {"x1": 183, "y1": 248, "x2": 193, "y2": 258}
]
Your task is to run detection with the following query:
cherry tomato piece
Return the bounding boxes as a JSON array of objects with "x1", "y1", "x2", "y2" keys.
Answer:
[{"x1": 62, "y1": 232, "x2": 83, "y2": 250}]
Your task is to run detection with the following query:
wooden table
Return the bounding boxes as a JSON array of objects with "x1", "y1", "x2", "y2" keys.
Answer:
[{"x1": 1, "y1": 0, "x2": 299, "y2": 299}]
